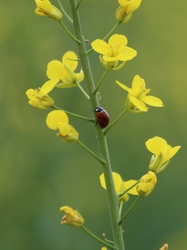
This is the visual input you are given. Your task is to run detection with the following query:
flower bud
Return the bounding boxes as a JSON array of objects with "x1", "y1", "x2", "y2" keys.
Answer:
[
  {"x1": 116, "y1": 6, "x2": 133, "y2": 23},
  {"x1": 60, "y1": 206, "x2": 84, "y2": 228},
  {"x1": 26, "y1": 88, "x2": 54, "y2": 109},
  {"x1": 35, "y1": 0, "x2": 62, "y2": 21},
  {"x1": 137, "y1": 171, "x2": 157, "y2": 197}
]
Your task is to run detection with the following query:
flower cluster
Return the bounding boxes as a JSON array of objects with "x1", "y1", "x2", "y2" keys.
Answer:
[
  {"x1": 26, "y1": 51, "x2": 83, "y2": 142},
  {"x1": 100, "y1": 136, "x2": 180, "y2": 199},
  {"x1": 27, "y1": 1, "x2": 181, "y2": 246}
]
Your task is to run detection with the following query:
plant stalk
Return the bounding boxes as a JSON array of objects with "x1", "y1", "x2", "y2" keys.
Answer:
[{"x1": 69, "y1": 1, "x2": 125, "y2": 249}]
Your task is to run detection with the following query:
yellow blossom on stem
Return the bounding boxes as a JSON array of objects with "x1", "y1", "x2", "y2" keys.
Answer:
[
  {"x1": 100, "y1": 172, "x2": 138, "y2": 202},
  {"x1": 91, "y1": 34, "x2": 137, "y2": 70},
  {"x1": 137, "y1": 171, "x2": 157, "y2": 197},
  {"x1": 47, "y1": 51, "x2": 84, "y2": 88},
  {"x1": 26, "y1": 79, "x2": 58, "y2": 109},
  {"x1": 146, "y1": 136, "x2": 181, "y2": 173},
  {"x1": 46, "y1": 110, "x2": 79, "y2": 142},
  {"x1": 116, "y1": 0, "x2": 142, "y2": 23},
  {"x1": 35, "y1": 0, "x2": 62, "y2": 20},
  {"x1": 116, "y1": 75, "x2": 164, "y2": 113},
  {"x1": 118, "y1": 0, "x2": 142, "y2": 14},
  {"x1": 60, "y1": 206, "x2": 84, "y2": 228}
]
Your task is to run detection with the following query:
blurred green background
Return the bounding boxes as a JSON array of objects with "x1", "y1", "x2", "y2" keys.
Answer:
[{"x1": 1, "y1": 0, "x2": 187, "y2": 249}]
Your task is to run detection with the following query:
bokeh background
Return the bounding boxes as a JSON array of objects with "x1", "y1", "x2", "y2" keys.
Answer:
[{"x1": 1, "y1": 0, "x2": 187, "y2": 249}]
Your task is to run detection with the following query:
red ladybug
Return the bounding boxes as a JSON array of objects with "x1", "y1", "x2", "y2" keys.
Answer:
[{"x1": 94, "y1": 107, "x2": 109, "y2": 128}]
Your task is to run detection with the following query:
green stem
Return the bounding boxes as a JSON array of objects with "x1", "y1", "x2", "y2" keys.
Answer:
[
  {"x1": 93, "y1": 69, "x2": 109, "y2": 95},
  {"x1": 77, "y1": 140, "x2": 104, "y2": 164},
  {"x1": 81, "y1": 225, "x2": 117, "y2": 250},
  {"x1": 104, "y1": 109, "x2": 127, "y2": 135},
  {"x1": 118, "y1": 196, "x2": 141, "y2": 225},
  {"x1": 69, "y1": 1, "x2": 125, "y2": 249},
  {"x1": 59, "y1": 20, "x2": 81, "y2": 44},
  {"x1": 119, "y1": 200, "x2": 123, "y2": 217},
  {"x1": 75, "y1": 80, "x2": 90, "y2": 100},
  {"x1": 87, "y1": 22, "x2": 121, "y2": 54},
  {"x1": 52, "y1": 106, "x2": 94, "y2": 123},
  {"x1": 118, "y1": 180, "x2": 140, "y2": 199},
  {"x1": 56, "y1": 0, "x2": 73, "y2": 23},
  {"x1": 75, "y1": 0, "x2": 83, "y2": 9},
  {"x1": 103, "y1": 21, "x2": 121, "y2": 41}
]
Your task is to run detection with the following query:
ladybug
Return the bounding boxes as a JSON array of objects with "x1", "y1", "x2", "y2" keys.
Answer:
[{"x1": 94, "y1": 107, "x2": 109, "y2": 128}]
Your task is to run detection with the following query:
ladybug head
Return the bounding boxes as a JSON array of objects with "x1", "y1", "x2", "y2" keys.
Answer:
[{"x1": 94, "y1": 107, "x2": 104, "y2": 113}]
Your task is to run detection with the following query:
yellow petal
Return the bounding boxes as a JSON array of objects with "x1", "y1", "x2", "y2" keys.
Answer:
[
  {"x1": 132, "y1": 75, "x2": 145, "y2": 95},
  {"x1": 145, "y1": 136, "x2": 168, "y2": 156},
  {"x1": 125, "y1": 180, "x2": 139, "y2": 195},
  {"x1": 108, "y1": 34, "x2": 128, "y2": 46},
  {"x1": 47, "y1": 60, "x2": 65, "y2": 80},
  {"x1": 40, "y1": 79, "x2": 59, "y2": 95},
  {"x1": 26, "y1": 89, "x2": 38, "y2": 100},
  {"x1": 142, "y1": 95, "x2": 164, "y2": 107},
  {"x1": 62, "y1": 51, "x2": 78, "y2": 71},
  {"x1": 119, "y1": 47, "x2": 137, "y2": 61},
  {"x1": 163, "y1": 145, "x2": 181, "y2": 162},
  {"x1": 46, "y1": 110, "x2": 69, "y2": 130},
  {"x1": 100, "y1": 172, "x2": 123, "y2": 194},
  {"x1": 128, "y1": 95, "x2": 148, "y2": 112},
  {"x1": 116, "y1": 80, "x2": 131, "y2": 93},
  {"x1": 91, "y1": 39, "x2": 110, "y2": 55},
  {"x1": 58, "y1": 122, "x2": 70, "y2": 136}
]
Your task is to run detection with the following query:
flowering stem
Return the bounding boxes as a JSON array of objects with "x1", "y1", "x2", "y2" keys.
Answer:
[
  {"x1": 81, "y1": 225, "x2": 117, "y2": 250},
  {"x1": 75, "y1": 80, "x2": 90, "y2": 100},
  {"x1": 104, "y1": 109, "x2": 127, "y2": 135},
  {"x1": 59, "y1": 20, "x2": 81, "y2": 44},
  {"x1": 56, "y1": 0, "x2": 73, "y2": 23},
  {"x1": 118, "y1": 196, "x2": 141, "y2": 225},
  {"x1": 69, "y1": 1, "x2": 125, "y2": 249},
  {"x1": 52, "y1": 105, "x2": 94, "y2": 123},
  {"x1": 93, "y1": 69, "x2": 109, "y2": 95},
  {"x1": 77, "y1": 140, "x2": 105, "y2": 164}
]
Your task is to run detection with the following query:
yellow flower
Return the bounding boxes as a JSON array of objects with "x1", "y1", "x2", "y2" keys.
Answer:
[
  {"x1": 26, "y1": 79, "x2": 58, "y2": 109},
  {"x1": 35, "y1": 0, "x2": 62, "y2": 21},
  {"x1": 137, "y1": 171, "x2": 157, "y2": 197},
  {"x1": 118, "y1": 0, "x2": 142, "y2": 14},
  {"x1": 100, "y1": 172, "x2": 138, "y2": 202},
  {"x1": 116, "y1": 0, "x2": 142, "y2": 23},
  {"x1": 91, "y1": 34, "x2": 137, "y2": 70},
  {"x1": 47, "y1": 51, "x2": 84, "y2": 88},
  {"x1": 116, "y1": 75, "x2": 164, "y2": 113},
  {"x1": 46, "y1": 110, "x2": 79, "y2": 142},
  {"x1": 146, "y1": 136, "x2": 181, "y2": 173},
  {"x1": 60, "y1": 206, "x2": 84, "y2": 228}
]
